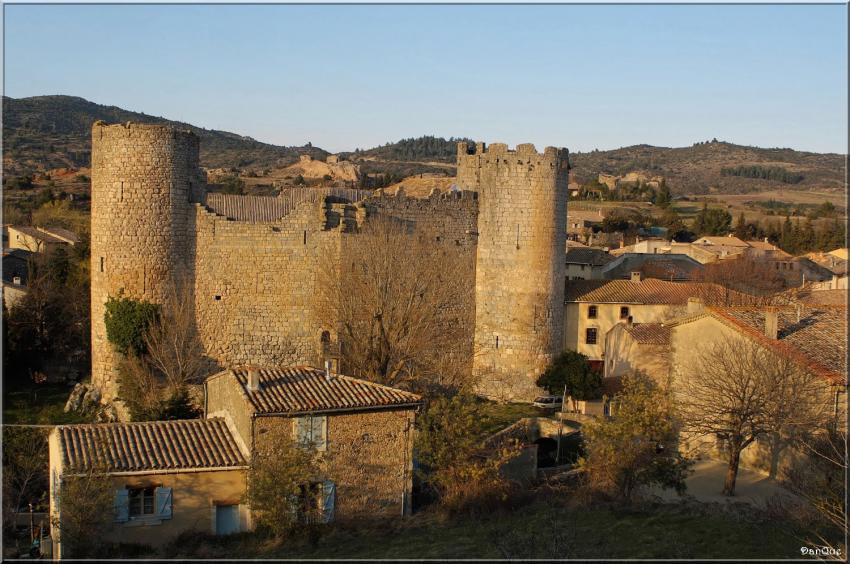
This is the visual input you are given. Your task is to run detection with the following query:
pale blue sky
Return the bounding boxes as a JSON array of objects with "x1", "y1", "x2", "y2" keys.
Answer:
[{"x1": 4, "y1": 4, "x2": 847, "y2": 154}]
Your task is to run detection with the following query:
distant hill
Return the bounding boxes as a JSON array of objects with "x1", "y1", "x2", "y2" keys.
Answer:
[
  {"x1": 2, "y1": 95, "x2": 327, "y2": 176},
  {"x1": 349, "y1": 136, "x2": 845, "y2": 195},
  {"x1": 569, "y1": 141, "x2": 845, "y2": 195},
  {"x1": 344, "y1": 135, "x2": 472, "y2": 163}
]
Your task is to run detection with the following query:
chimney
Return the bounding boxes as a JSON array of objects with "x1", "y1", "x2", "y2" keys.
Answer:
[
  {"x1": 764, "y1": 308, "x2": 779, "y2": 340},
  {"x1": 687, "y1": 297, "x2": 704, "y2": 314},
  {"x1": 630, "y1": 271, "x2": 642, "y2": 283},
  {"x1": 324, "y1": 360, "x2": 333, "y2": 382},
  {"x1": 247, "y1": 366, "x2": 261, "y2": 392},
  {"x1": 619, "y1": 240, "x2": 625, "y2": 249}
]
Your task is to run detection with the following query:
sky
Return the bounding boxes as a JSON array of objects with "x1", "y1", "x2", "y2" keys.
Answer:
[{"x1": 3, "y1": 4, "x2": 848, "y2": 154}]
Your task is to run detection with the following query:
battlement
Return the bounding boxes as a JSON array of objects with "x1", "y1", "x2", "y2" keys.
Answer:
[
  {"x1": 92, "y1": 121, "x2": 199, "y2": 145},
  {"x1": 457, "y1": 141, "x2": 568, "y2": 162}
]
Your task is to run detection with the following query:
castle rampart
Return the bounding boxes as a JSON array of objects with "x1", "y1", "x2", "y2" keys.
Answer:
[{"x1": 91, "y1": 123, "x2": 567, "y2": 411}]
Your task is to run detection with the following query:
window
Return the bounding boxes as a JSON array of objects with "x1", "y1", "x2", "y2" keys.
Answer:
[
  {"x1": 295, "y1": 481, "x2": 335, "y2": 524},
  {"x1": 129, "y1": 486, "x2": 156, "y2": 517},
  {"x1": 295, "y1": 415, "x2": 327, "y2": 451},
  {"x1": 115, "y1": 486, "x2": 172, "y2": 523},
  {"x1": 588, "y1": 305, "x2": 598, "y2": 319},
  {"x1": 585, "y1": 328, "x2": 598, "y2": 345},
  {"x1": 620, "y1": 306, "x2": 630, "y2": 319}
]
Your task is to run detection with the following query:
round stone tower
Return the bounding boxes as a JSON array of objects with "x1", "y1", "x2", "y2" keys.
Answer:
[
  {"x1": 458, "y1": 141, "x2": 569, "y2": 400},
  {"x1": 90, "y1": 122, "x2": 204, "y2": 405}
]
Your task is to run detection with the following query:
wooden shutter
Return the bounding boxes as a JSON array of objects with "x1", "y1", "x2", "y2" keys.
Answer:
[
  {"x1": 114, "y1": 489, "x2": 129, "y2": 523},
  {"x1": 311, "y1": 416, "x2": 327, "y2": 451},
  {"x1": 321, "y1": 481, "x2": 335, "y2": 523},
  {"x1": 295, "y1": 417, "x2": 311, "y2": 447},
  {"x1": 155, "y1": 487, "x2": 173, "y2": 519}
]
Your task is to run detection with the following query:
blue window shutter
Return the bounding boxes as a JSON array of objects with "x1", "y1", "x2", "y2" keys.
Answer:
[
  {"x1": 114, "y1": 489, "x2": 129, "y2": 523},
  {"x1": 321, "y1": 481, "x2": 335, "y2": 523},
  {"x1": 155, "y1": 487, "x2": 172, "y2": 519}
]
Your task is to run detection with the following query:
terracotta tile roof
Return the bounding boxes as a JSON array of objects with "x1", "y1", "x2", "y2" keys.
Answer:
[
  {"x1": 8, "y1": 225, "x2": 66, "y2": 244},
  {"x1": 602, "y1": 253, "x2": 703, "y2": 281},
  {"x1": 707, "y1": 306, "x2": 847, "y2": 384},
  {"x1": 796, "y1": 289, "x2": 848, "y2": 306},
  {"x1": 38, "y1": 226, "x2": 80, "y2": 244},
  {"x1": 565, "y1": 248, "x2": 615, "y2": 267},
  {"x1": 564, "y1": 279, "x2": 748, "y2": 305},
  {"x1": 56, "y1": 418, "x2": 246, "y2": 474},
  {"x1": 694, "y1": 235, "x2": 750, "y2": 247},
  {"x1": 222, "y1": 366, "x2": 423, "y2": 415},
  {"x1": 623, "y1": 323, "x2": 671, "y2": 345}
]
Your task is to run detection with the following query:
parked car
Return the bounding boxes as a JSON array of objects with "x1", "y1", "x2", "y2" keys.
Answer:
[{"x1": 532, "y1": 395, "x2": 563, "y2": 409}]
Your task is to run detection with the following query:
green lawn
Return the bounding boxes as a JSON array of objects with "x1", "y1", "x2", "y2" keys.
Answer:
[
  {"x1": 163, "y1": 498, "x2": 832, "y2": 560},
  {"x1": 3, "y1": 382, "x2": 87, "y2": 425},
  {"x1": 473, "y1": 400, "x2": 549, "y2": 439}
]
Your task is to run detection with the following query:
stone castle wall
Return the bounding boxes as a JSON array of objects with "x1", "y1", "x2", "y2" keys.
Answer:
[
  {"x1": 91, "y1": 123, "x2": 567, "y2": 408},
  {"x1": 458, "y1": 142, "x2": 569, "y2": 400}
]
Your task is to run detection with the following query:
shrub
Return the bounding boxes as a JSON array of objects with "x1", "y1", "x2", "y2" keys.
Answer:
[
  {"x1": 103, "y1": 292, "x2": 159, "y2": 356},
  {"x1": 536, "y1": 351, "x2": 601, "y2": 401},
  {"x1": 579, "y1": 371, "x2": 692, "y2": 503}
]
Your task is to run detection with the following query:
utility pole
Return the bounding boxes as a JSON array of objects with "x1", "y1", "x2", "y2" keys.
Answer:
[{"x1": 555, "y1": 384, "x2": 567, "y2": 466}]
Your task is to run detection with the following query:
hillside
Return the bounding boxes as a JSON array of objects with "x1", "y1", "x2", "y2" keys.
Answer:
[
  {"x1": 2, "y1": 95, "x2": 327, "y2": 176},
  {"x1": 569, "y1": 141, "x2": 845, "y2": 195}
]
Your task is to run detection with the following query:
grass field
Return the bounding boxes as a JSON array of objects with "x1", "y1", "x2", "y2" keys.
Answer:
[
  {"x1": 162, "y1": 497, "x2": 833, "y2": 560},
  {"x1": 2, "y1": 382, "x2": 87, "y2": 425}
]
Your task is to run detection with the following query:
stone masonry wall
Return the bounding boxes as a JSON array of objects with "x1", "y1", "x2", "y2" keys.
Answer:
[
  {"x1": 458, "y1": 142, "x2": 569, "y2": 400},
  {"x1": 90, "y1": 122, "x2": 205, "y2": 401},
  {"x1": 252, "y1": 408, "x2": 417, "y2": 518},
  {"x1": 189, "y1": 199, "x2": 341, "y2": 371}
]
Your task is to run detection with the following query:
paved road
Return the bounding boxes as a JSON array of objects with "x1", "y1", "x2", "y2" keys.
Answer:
[{"x1": 651, "y1": 459, "x2": 802, "y2": 506}]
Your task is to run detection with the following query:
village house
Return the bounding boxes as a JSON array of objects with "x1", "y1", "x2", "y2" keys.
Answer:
[
  {"x1": 600, "y1": 253, "x2": 703, "y2": 282},
  {"x1": 565, "y1": 247, "x2": 614, "y2": 280},
  {"x1": 563, "y1": 276, "x2": 746, "y2": 368},
  {"x1": 2, "y1": 248, "x2": 31, "y2": 309},
  {"x1": 664, "y1": 304, "x2": 847, "y2": 476},
  {"x1": 48, "y1": 365, "x2": 421, "y2": 558},
  {"x1": 603, "y1": 319, "x2": 673, "y2": 385},
  {"x1": 7, "y1": 225, "x2": 79, "y2": 253}
]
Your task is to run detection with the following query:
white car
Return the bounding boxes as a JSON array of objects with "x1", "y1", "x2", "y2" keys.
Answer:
[{"x1": 532, "y1": 395, "x2": 563, "y2": 409}]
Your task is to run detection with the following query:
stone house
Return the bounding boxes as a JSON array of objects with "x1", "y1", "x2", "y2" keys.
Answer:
[
  {"x1": 600, "y1": 253, "x2": 704, "y2": 282},
  {"x1": 2, "y1": 248, "x2": 31, "y2": 309},
  {"x1": 664, "y1": 304, "x2": 847, "y2": 476},
  {"x1": 565, "y1": 247, "x2": 614, "y2": 281},
  {"x1": 603, "y1": 320, "x2": 671, "y2": 385},
  {"x1": 563, "y1": 277, "x2": 742, "y2": 366},
  {"x1": 204, "y1": 365, "x2": 422, "y2": 519},
  {"x1": 48, "y1": 418, "x2": 248, "y2": 559},
  {"x1": 7, "y1": 225, "x2": 79, "y2": 253},
  {"x1": 48, "y1": 365, "x2": 421, "y2": 558}
]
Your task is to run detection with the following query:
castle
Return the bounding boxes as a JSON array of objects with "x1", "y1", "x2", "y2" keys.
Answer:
[{"x1": 90, "y1": 122, "x2": 569, "y2": 407}]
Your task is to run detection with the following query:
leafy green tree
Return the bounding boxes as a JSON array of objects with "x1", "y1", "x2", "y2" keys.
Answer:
[
  {"x1": 536, "y1": 351, "x2": 601, "y2": 401},
  {"x1": 693, "y1": 203, "x2": 732, "y2": 236},
  {"x1": 579, "y1": 371, "x2": 692, "y2": 502},
  {"x1": 415, "y1": 394, "x2": 518, "y2": 515},
  {"x1": 246, "y1": 439, "x2": 320, "y2": 538},
  {"x1": 217, "y1": 175, "x2": 245, "y2": 195},
  {"x1": 103, "y1": 292, "x2": 159, "y2": 356}
]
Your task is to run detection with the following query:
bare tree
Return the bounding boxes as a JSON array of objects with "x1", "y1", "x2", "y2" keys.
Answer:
[
  {"x1": 692, "y1": 256, "x2": 786, "y2": 306},
  {"x1": 678, "y1": 336, "x2": 830, "y2": 495},
  {"x1": 786, "y1": 428, "x2": 847, "y2": 551},
  {"x1": 52, "y1": 468, "x2": 115, "y2": 558},
  {"x1": 318, "y1": 215, "x2": 475, "y2": 393},
  {"x1": 2, "y1": 427, "x2": 49, "y2": 532},
  {"x1": 143, "y1": 277, "x2": 207, "y2": 390},
  {"x1": 117, "y1": 278, "x2": 206, "y2": 420}
]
